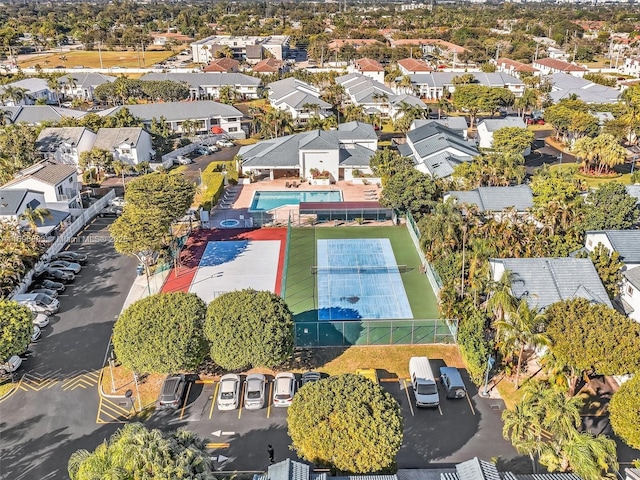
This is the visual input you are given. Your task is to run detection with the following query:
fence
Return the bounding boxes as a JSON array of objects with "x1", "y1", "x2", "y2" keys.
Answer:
[
  {"x1": 294, "y1": 318, "x2": 457, "y2": 347},
  {"x1": 405, "y1": 211, "x2": 443, "y2": 295},
  {"x1": 280, "y1": 214, "x2": 293, "y2": 298},
  {"x1": 9, "y1": 190, "x2": 115, "y2": 298}
]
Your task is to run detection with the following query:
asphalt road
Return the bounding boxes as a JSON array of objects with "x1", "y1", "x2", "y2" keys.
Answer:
[
  {"x1": 0, "y1": 216, "x2": 136, "y2": 480},
  {"x1": 181, "y1": 145, "x2": 241, "y2": 184}
]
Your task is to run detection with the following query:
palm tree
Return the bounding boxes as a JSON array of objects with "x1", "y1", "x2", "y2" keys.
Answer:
[
  {"x1": 20, "y1": 207, "x2": 52, "y2": 232},
  {"x1": 494, "y1": 298, "x2": 550, "y2": 388},
  {"x1": 485, "y1": 270, "x2": 517, "y2": 326},
  {"x1": 263, "y1": 109, "x2": 294, "y2": 138},
  {"x1": 437, "y1": 97, "x2": 452, "y2": 119},
  {"x1": 502, "y1": 399, "x2": 543, "y2": 472},
  {"x1": 47, "y1": 75, "x2": 63, "y2": 107},
  {"x1": 64, "y1": 74, "x2": 78, "y2": 100}
]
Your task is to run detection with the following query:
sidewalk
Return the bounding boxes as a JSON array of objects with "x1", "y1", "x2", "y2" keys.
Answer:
[{"x1": 121, "y1": 269, "x2": 170, "y2": 312}]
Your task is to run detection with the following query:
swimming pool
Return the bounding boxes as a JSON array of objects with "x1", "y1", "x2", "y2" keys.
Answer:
[{"x1": 249, "y1": 191, "x2": 342, "y2": 211}]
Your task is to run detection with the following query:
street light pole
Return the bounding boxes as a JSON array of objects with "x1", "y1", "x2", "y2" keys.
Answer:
[{"x1": 482, "y1": 354, "x2": 496, "y2": 397}]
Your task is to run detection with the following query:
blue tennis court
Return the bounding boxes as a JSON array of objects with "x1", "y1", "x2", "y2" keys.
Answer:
[{"x1": 316, "y1": 239, "x2": 413, "y2": 320}]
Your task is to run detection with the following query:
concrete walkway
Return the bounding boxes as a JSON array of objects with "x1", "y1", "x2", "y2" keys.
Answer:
[{"x1": 121, "y1": 269, "x2": 170, "y2": 311}]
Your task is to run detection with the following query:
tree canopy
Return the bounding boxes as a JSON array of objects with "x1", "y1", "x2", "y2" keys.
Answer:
[
  {"x1": 288, "y1": 374, "x2": 403, "y2": 473},
  {"x1": 491, "y1": 127, "x2": 535, "y2": 154},
  {"x1": 0, "y1": 221, "x2": 44, "y2": 296},
  {"x1": 0, "y1": 300, "x2": 33, "y2": 362},
  {"x1": 583, "y1": 182, "x2": 639, "y2": 231},
  {"x1": 453, "y1": 85, "x2": 515, "y2": 128},
  {"x1": 112, "y1": 292, "x2": 208, "y2": 374},
  {"x1": 609, "y1": 375, "x2": 640, "y2": 451},
  {"x1": 124, "y1": 173, "x2": 196, "y2": 223},
  {"x1": 204, "y1": 289, "x2": 294, "y2": 371},
  {"x1": 379, "y1": 164, "x2": 441, "y2": 216},
  {"x1": 545, "y1": 298, "x2": 640, "y2": 376},
  {"x1": 68, "y1": 423, "x2": 216, "y2": 480}
]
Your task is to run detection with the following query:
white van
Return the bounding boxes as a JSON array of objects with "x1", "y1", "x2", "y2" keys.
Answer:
[{"x1": 409, "y1": 356, "x2": 439, "y2": 407}]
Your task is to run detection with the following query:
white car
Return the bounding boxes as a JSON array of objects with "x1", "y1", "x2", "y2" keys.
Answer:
[
  {"x1": 176, "y1": 155, "x2": 193, "y2": 165},
  {"x1": 32, "y1": 313, "x2": 50, "y2": 328},
  {"x1": 109, "y1": 197, "x2": 126, "y2": 207},
  {"x1": 0, "y1": 355, "x2": 22, "y2": 375},
  {"x1": 244, "y1": 373, "x2": 266, "y2": 410},
  {"x1": 217, "y1": 374, "x2": 241, "y2": 410},
  {"x1": 216, "y1": 140, "x2": 234, "y2": 148},
  {"x1": 31, "y1": 325, "x2": 41, "y2": 343},
  {"x1": 273, "y1": 372, "x2": 297, "y2": 407}
]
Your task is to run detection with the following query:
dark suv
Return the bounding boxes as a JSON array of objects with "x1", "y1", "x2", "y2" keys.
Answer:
[{"x1": 157, "y1": 374, "x2": 186, "y2": 410}]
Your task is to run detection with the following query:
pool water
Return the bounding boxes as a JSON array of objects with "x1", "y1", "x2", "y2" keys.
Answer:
[{"x1": 250, "y1": 191, "x2": 342, "y2": 211}]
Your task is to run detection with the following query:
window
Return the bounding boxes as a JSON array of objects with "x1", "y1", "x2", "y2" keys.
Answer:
[
  {"x1": 628, "y1": 285, "x2": 635, "y2": 297},
  {"x1": 587, "y1": 239, "x2": 592, "y2": 247},
  {"x1": 57, "y1": 185, "x2": 63, "y2": 196},
  {"x1": 121, "y1": 148, "x2": 131, "y2": 154}
]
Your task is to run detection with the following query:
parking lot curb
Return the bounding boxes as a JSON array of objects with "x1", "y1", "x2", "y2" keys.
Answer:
[{"x1": 0, "y1": 383, "x2": 18, "y2": 401}]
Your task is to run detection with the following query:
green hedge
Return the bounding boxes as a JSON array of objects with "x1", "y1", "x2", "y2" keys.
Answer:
[{"x1": 199, "y1": 171, "x2": 225, "y2": 210}]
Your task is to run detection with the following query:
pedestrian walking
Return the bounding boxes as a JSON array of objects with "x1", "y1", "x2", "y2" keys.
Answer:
[{"x1": 268, "y1": 444, "x2": 275, "y2": 464}]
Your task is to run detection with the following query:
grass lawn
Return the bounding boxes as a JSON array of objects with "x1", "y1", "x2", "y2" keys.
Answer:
[
  {"x1": 550, "y1": 163, "x2": 633, "y2": 188},
  {"x1": 0, "y1": 380, "x2": 15, "y2": 399},
  {"x1": 18, "y1": 50, "x2": 175, "y2": 69},
  {"x1": 495, "y1": 375, "x2": 526, "y2": 410},
  {"x1": 100, "y1": 364, "x2": 166, "y2": 414},
  {"x1": 169, "y1": 165, "x2": 188, "y2": 175}
]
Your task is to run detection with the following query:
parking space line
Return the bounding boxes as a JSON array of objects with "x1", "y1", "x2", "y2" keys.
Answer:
[
  {"x1": 205, "y1": 442, "x2": 230, "y2": 449},
  {"x1": 209, "y1": 382, "x2": 219, "y2": 420},
  {"x1": 238, "y1": 382, "x2": 245, "y2": 419},
  {"x1": 179, "y1": 381, "x2": 193, "y2": 420},
  {"x1": 437, "y1": 403, "x2": 443, "y2": 416},
  {"x1": 403, "y1": 379, "x2": 415, "y2": 417},
  {"x1": 465, "y1": 392, "x2": 476, "y2": 415},
  {"x1": 266, "y1": 381, "x2": 273, "y2": 418}
]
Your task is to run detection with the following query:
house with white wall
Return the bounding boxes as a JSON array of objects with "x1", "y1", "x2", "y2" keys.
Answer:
[
  {"x1": 350, "y1": 58, "x2": 385, "y2": 83},
  {"x1": 0, "y1": 188, "x2": 69, "y2": 235},
  {"x1": 408, "y1": 72, "x2": 525, "y2": 100},
  {"x1": 92, "y1": 128, "x2": 154, "y2": 166},
  {"x1": 0, "y1": 105, "x2": 87, "y2": 125},
  {"x1": 36, "y1": 127, "x2": 97, "y2": 166},
  {"x1": 532, "y1": 58, "x2": 587, "y2": 77},
  {"x1": 58, "y1": 73, "x2": 116, "y2": 102},
  {"x1": 239, "y1": 122, "x2": 377, "y2": 182},
  {"x1": 268, "y1": 77, "x2": 333, "y2": 123},
  {"x1": 621, "y1": 57, "x2": 640, "y2": 77},
  {"x1": 100, "y1": 101, "x2": 245, "y2": 138},
  {"x1": 397, "y1": 58, "x2": 432, "y2": 75},
  {"x1": 445, "y1": 185, "x2": 534, "y2": 214},
  {"x1": 476, "y1": 117, "x2": 531, "y2": 155},
  {"x1": 0, "y1": 78, "x2": 57, "y2": 106},
  {"x1": 139, "y1": 72, "x2": 262, "y2": 100}
]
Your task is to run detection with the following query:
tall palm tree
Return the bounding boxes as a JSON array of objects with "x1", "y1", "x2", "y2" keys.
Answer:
[
  {"x1": 437, "y1": 97, "x2": 451, "y2": 119},
  {"x1": 502, "y1": 399, "x2": 543, "y2": 472},
  {"x1": 47, "y1": 75, "x2": 63, "y2": 107},
  {"x1": 20, "y1": 207, "x2": 52, "y2": 232},
  {"x1": 263, "y1": 108, "x2": 294, "y2": 138},
  {"x1": 64, "y1": 74, "x2": 78, "y2": 100},
  {"x1": 494, "y1": 298, "x2": 550, "y2": 388},
  {"x1": 485, "y1": 270, "x2": 517, "y2": 326}
]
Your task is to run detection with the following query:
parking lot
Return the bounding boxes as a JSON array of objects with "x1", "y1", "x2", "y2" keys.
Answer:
[{"x1": 147, "y1": 370, "x2": 518, "y2": 471}]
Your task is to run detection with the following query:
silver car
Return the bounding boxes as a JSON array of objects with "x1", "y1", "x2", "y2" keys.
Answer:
[
  {"x1": 46, "y1": 260, "x2": 81, "y2": 274},
  {"x1": 244, "y1": 373, "x2": 266, "y2": 410},
  {"x1": 217, "y1": 374, "x2": 241, "y2": 411},
  {"x1": 273, "y1": 372, "x2": 297, "y2": 407}
]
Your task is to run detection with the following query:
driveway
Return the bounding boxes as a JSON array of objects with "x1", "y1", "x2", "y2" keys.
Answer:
[
  {"x1": 181, "y1": 145, "x2": 241, "y2": 183},
  {"x1": 0, "y1": 216, "x2": 136, "y2": 480}
]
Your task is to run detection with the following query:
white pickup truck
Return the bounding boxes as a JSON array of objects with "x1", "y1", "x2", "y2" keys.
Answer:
[{"x1": 0, "y1": 355, "x2": 22, "y2": 375}]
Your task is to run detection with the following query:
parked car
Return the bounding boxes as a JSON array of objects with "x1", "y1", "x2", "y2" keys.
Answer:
[
  {"x1": 98, "y1": 206, "x2": 123, "y2": 217},
  {"x1": 301, "y1": 371, "x2": 321, "y2": 386},
  {"x1": 52, "y1": 251, "x2": 87, "y2": 264},
  {"x1": 273, "y1": 372, "x2": 297, "y2": 407},
  {"x1": 176, "y1": 155, "x2": 193, "y2": 165},
  {"x1": 244, "y1": 373, "x2": 266, "y2": 410},
  {"x1": 46, "y1": 260, "x2": 81, "y2": 274},
  {"x1": 109, "y1": 197, "x2": 126, "y2": 207},
  {"x1": 14, "y1": 293, "x2": 60, "y2": 315},
  {"x1": 33, "y1": 279, "x2": 65, "y2": 292},
  {"x1": 217, "y1": 373, "x2": 241, "y2": 411},
  {"x1": 207, "y1": 145, "x2": 220, "y2": 153},
  {"x1": 31, "y1": 325, "x2": 41, "y2": 343},
  {"x1": 28, "y1": 287, "x2": 58, "y2": 299},
  {"x1": 0, "y1": 355, "x2": 22, "y2": 375},
  {"x1": 39, "y1": 268, "x2": 75, "y2": 282},
  {"x1": 157, "y1": 374, "x2": 187, "y2": 410},
  {"x1": 32, "y1": 313, "x2": 50, "y2": 328},
  {"x1": 194, "y1": 148, "x2": 209, "y2": 156},
  {"x1": 216, "y1": 140, "x2": 234, "y2": 148}
]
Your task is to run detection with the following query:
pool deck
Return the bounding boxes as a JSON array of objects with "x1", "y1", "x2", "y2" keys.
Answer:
[{"x1": 210, "y1": 178, "x2": 385, "y2": 228}]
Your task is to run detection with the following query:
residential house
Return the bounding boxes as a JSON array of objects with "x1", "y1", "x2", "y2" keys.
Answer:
[
  {"x1": 548, "y1": 73, "x2": 620, "y2": 104},
  {"x1": 626, "y1": 468, "x2": 640, "y2": 480},
  {"x1": 388, "y1": 39, "x2": 466, "y2": 65},
  {"x1": 92, "y1": 127, "x2": 154, "y2": 166},
  {"x1": 621, "y1": 57, "x2": 640, "y2": 77},
  {"x1": 547, "y1": 47, "x2": 569, "y2": 60},
  {"x1": 397, "y1": 58, "x2": 432, "y2": 75},
  {"x1": 327, "y1": 39, "x2": 384, "y2": 52},
  {"x1": 0, "y1": 188, "x2": 69, "y2": 235},
  {"x1": 489, "y1": 257, "x2": 613, "y2": 311},
  {"x1": 151, "y1": 32, "x2": 193, "y2": 46},
  {"x1": 627, "y1": 185, "x2": 640, "y2": 205},
  {"x1": 239, "y1": 121, "x2": 378, "y2": 182},
  {"x1": 445, "y1": 185, "x2": 534, "y2": 213},
  {"x1": 476, "y1": 117, "x2": 531, "y2": 155},
  {"x1": 532, "y1": 58, "x2": 587, "y2": 77},
  {"x1": 139, "y1": 72, "x2": 262, "y2": 100},
  {"x1": 0, "y1": 78, "x2": 57, "y2": 106},
  {"x1": 408, "y1": 72, "x2": 525, "y2": 100},
  {"x1": 268, "y1": 77, "x2": 333, "y2": 123},
  {"x1": 439, "y1": 457, "x2": 584, "y2": 480},
  {"x1": 253, "y1": 459, "x2": 396, "y2": 480},
  {"x1": 495, "y1": 57, "x2": 539, "y2": 77},
  {"x1": 0, "y1": 105, "x2": 87, "y2": 125},
  {"x1": 36, "y1": 127, "x2": 97, "y2": 166},
  {"x1": 411, "y1": 117, "x2": 469, "y2": 139},
  {"x1": 350, "y1": 58, "x2": 385, "y2": 83},
  {"x1": 584, "y1": 230, "x2": 640, "y2": 322},
  {"x1": 336, "y1": 72, "x2": 427, "y2": 120},
  {"x1": 203, "y1": 57, "x2": 240, "y2": 73},
  {"x1": 100, "y1": 101, "x2": 244, "y2": 138},
  {"x1": 58, "y1": 73, "x2": 116, "y2": 102},
  {"x1": 252, "y1": 58, "x2": 285, "y2": 74},
  {"x1": 191, "y1": 35, "x2": 290, "y2": 64},
  {"x1": 398, "y1": 122, "x2": 479, "y2": 179}
]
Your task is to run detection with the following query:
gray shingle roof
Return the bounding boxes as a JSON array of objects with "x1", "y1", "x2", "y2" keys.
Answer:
[
  {"x1": 1, "y1": 77, "x2": 49, "y2": 94},
  {"x1": 339, "y1": 144, "x2": 376, "y2": 166},
  {"x1": 139, "y1": 72, "x2": 261, "y2": 88},
  {"x1": 36, "y1": 127, "x2": 91, "y2": 152},
  {"x1": 412, "y1": 118, "x2": 468, "y2": 134},
  {"x1": 448, "y1": 185, "x2": 534, "y2": 212},
  {"x1": 456, "y1": 457, "x2": 501, "y2": 480},
  {"x1": 1, "y1": 105, "x2": 86, "y2": 124},
  {"x1": 273, "y1": 90, "x2": 332, "y2": 110},
  {"x1": 103, "y1": 101, "x2": 242, "y2": 122},
  {"x1": 0, "y1": 189, "x2": 41, "y2": 215},
  {"x1": 268, "y1": 77, "x2": 320, "y2": 101},
  {"x1": 58, "y1": 73, "x2": 116, "y2": 88},
  {"x1": 422, "y1": 152, "x2": 472, "y2": 178},
  {"x1": 549, "y1": 73, "x2": 620, "y2": 104},
  {"x1": 478, "y1": 117, "x2": 526, "y2": 132},
  {"x1": 491, "y1": 258, "x2": 613, "y2": 310},
  {"x1": 3, "y1": 160, "x2": 76, "y2": 188},
  {"x1": 585, "y1": 230, "x2": 640, "y2": 263},
  {"x1": 408, "y1": 72, "x2": 523, "y2": 88},
  {"x1": 626, "y1": 185, "x2": 640, "y2": 204},
  {"x1": 93, "y1": 127, "x2": 144, "y2": 150}
]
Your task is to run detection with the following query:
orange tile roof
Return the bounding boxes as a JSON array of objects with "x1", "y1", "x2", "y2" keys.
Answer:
[
  {"x1": 397, "y1": 58, "x2": 432, "y2": 72},
  {"x1": 534, "y1": 57, "x2": 587, "y2": 72},
  {"x1": 389, "y1": 38, "x2": 466, "y2": 53},
  {"x1": 253, "y1": 58, "x2": 284, "y2": 73},
  {"x1": 327, "y1": 39, "x2": 384, "y2": 51},
  {"x1": 355, "y1": 57, "x2": 384, "y2": 72},
  {"x1": 204, "y1": 57, "x2": 240, "y2": 72},
  {"x1": 496, "y1": 57, "x2": 538, "y2": 73}
]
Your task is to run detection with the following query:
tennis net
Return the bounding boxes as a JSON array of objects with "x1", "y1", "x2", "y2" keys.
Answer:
[{"x1": 310, "y1": 265, "x2": 409, "y2": 274}]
